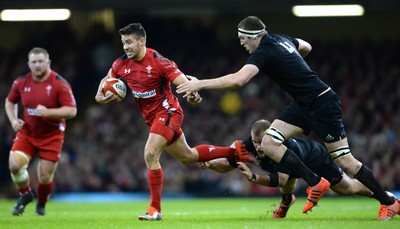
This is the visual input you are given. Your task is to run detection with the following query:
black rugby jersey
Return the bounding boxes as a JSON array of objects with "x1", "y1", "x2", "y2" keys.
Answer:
[
  {"x1": 240, "y1": 136, "x2": 337, "y2": 178},
  {"x1": 247, "y1": 34, "x2": 330, "y2": 105}
]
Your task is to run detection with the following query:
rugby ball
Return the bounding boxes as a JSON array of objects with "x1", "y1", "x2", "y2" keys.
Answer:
[{"x1": 102, "y1": 78, "x2": 127, "y2": 99}]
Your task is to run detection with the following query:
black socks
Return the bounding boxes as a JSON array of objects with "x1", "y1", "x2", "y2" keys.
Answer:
[
  {"x1": 354, "y1": 164, "x2": 394, "y2": 205},
  {"x1": 279, "y1": 149, "x2": 320, "y2": 186}
]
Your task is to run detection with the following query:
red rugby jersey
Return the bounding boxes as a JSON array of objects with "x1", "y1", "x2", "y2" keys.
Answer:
[
  {"x1": 7, "y1": 71, "x2": 76, "y2": 137},
  {"x1": 111, "y1": 48, "x2": 183, "y2": 123}
]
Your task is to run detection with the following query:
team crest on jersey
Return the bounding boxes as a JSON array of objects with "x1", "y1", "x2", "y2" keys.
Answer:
[
  {"x1": 146, "y1": 65, "x2": 152, "y2": 77},
  {"x1": 46, "y1": 85, "x2": 52, "y2": 96}
]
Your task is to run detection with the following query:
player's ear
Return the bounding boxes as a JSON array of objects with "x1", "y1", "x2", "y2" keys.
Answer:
[{"x1": 139, "y1": 37, "x2": 146, "y2": 45}]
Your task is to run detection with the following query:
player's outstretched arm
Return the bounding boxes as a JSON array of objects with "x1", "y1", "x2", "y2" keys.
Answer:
[
  {"x1": 173, "y1": 74, "x2": 202, "y2": 104},
  {"x1": 176, "y1": 65, "x2": 259, "y2": 98},
  {"x1": 237, "y1": 162, "x2": 288, "y2": 187},
  {"x1": 199, "y1": 158, "x2": 236, "y2": 173}
]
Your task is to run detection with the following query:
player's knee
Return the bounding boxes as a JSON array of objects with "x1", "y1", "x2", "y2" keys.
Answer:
[
  {"x1": 9, "y1": 151, "x2": 30, "y2": 172},
  {"x1": 38, "y1": 174, "x2": 53, "y2": 184},
  {"x1": 144, "y1": 154, "x2": 158, "y2": 166},
  {"x1": 333, "y1": 154, "x2": 361, "y2": 175},
  {"x1": 10, "y1": 164, "x2": 29, "y2": 183},
  {"x1": 144, "y1": 149, "x2": 160, "y2": 164}
]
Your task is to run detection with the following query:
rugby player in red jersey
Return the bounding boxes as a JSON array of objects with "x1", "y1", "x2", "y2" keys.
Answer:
[
  {"x1": 5, "y1": 47, "x2": 77, "y2": 216},
  {"x1": 95, "y1": 23, "x2": 245, "y2": 221}
]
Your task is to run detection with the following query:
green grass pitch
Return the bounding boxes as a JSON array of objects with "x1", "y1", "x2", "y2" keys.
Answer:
[{"x1": 1, "y1": 197, "x2": 399, "y2": 229}]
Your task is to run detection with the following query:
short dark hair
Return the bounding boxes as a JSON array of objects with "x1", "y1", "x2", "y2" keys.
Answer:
[
  {"x1": 28, "y1": 47, "x2": 49, "y2": 59},
  {"x1": 238, "y1": 16, "x2": 266, "y2": 31},
  {"x1": 119, "y1": 23, "x2": 146, "y2": 40},
  {"x1": 251, "y1": 119, "x2": 271, "y2": 136}
]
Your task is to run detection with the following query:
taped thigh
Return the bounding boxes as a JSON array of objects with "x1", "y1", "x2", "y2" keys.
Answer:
[
  {"x1": 265, "y1": 127, "x2": 286, "y2": 144},
  {"x1": 330, "y1": 146, "x2": 351, "y2": 160}
]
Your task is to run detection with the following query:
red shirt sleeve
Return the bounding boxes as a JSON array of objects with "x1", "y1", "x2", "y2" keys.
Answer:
[
  {"x1": 156, "y1": 53, "x2": 183, "y2": 82},
  {"x1": 7, "y1": 78, "x2": 22, "y2": 103},
  {"x1": 111, "y1": 59, "x2": 123, "y2": 78},
  {"x1": 56, "y1": 80, "x2": 77, "y2": 108}
]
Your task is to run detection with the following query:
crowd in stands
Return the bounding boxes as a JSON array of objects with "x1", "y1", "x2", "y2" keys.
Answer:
[{"x1": 1, "y1": 16, "x2": 399, "y2": 198}]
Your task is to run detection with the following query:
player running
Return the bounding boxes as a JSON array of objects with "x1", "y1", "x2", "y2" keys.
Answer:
[
  {"x1": 5, "y1": 47, "x2": 77, "y2": 216},
  {"x1": 95, "y1": 23, "x2": 249, "y2": 221}
]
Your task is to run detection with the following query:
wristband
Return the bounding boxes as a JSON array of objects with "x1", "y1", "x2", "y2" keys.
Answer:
[{"x1": 250, "y1": 173, "x2": 257, "y2": 182}]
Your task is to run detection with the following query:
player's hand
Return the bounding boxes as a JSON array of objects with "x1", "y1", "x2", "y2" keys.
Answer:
[
  {"x1": 95, "y1": 92, "x2": 121, "y2": 104},
  {"x1": 198, "y1": 162, "x2": 210, "y2": 169},
  {"x1": 11, "y1": 119, "x2": 25, "y2": 132},
  {"x1": 237, "y1": 162, "x2": 252, "y2": 180},
  {"x1": 186, "y1": 92, "x2": 202, "y2": 104},
  {"x1": 176, "y1": 75, "x2": 202, "y2": 98},
  {"x1": 35, "y1": 104, "x2": 49, "y2": 117}
]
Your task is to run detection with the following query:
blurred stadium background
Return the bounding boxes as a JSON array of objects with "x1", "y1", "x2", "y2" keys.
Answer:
[{"x1": 1, "y1": 1, "x2": 400, "y2": 200}]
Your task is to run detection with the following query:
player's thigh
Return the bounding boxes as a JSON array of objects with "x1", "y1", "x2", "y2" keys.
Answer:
[
  {"x1": 9, "y1": 132, "x2": 34, "y2": 170},
  {"x1": 38, "y1": 159, "x2": 58, "y2": 183},
  {"x1": 275, "y1": 102, "x2": 307, "y2": 138},
  {"x1": 150, "y1": 110, "x2": 183, "y2": 145},
  {"x1": 37, "y1": 134, "x2": 64, "y2": 162},
  {"x1": 145, "y1": 132, "x2": 168, "y2": 157},
  {"x1": 271, "y1": 119, "x2": 304, "y2": 139}
]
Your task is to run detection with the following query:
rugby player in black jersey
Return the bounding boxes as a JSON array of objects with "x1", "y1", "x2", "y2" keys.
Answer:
[
  {"x1": 177, "y1": 16, "x2": 399, "y2": 220},
  {"x1": 200, "y1": 119, "x2": 398, "y2": 219}
]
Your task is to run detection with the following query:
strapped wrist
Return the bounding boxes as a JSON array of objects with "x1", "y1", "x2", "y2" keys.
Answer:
[{"x1": 249, "y1": 173, "x2": 257, "y2": 182}]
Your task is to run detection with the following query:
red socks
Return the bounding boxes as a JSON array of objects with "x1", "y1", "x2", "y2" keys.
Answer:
[
  {"x1": 18, "y1": 185, "x2": 31, "y2": 195},
  {"x1": 37, "y1": 182, "x2": 54, "y2": 205},
  {"x1": 195, "y1": 144, "x2": 236, "y2": 162},
  {"x1": 148, "y1": 168, "x2": 163, "y2": 212}
]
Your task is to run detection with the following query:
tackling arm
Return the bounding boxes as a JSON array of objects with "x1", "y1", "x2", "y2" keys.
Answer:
[
  {"x1": 237, "y1": 162, "x2": 290, "y2": 187},
  {"x1": 176, "y1": 64, "x2": 259, "y2": 98},
  {"x1": 199, "y1": 158, "x2": 236, "y2": 173},
  {"x1": 172, "y1": 74, "x2": 202, "y2": 104}
]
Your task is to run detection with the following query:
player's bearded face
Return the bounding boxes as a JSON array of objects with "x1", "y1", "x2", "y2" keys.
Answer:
[{"x1": 28, "y1": 53, "x2": 50, "y2": 79}]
